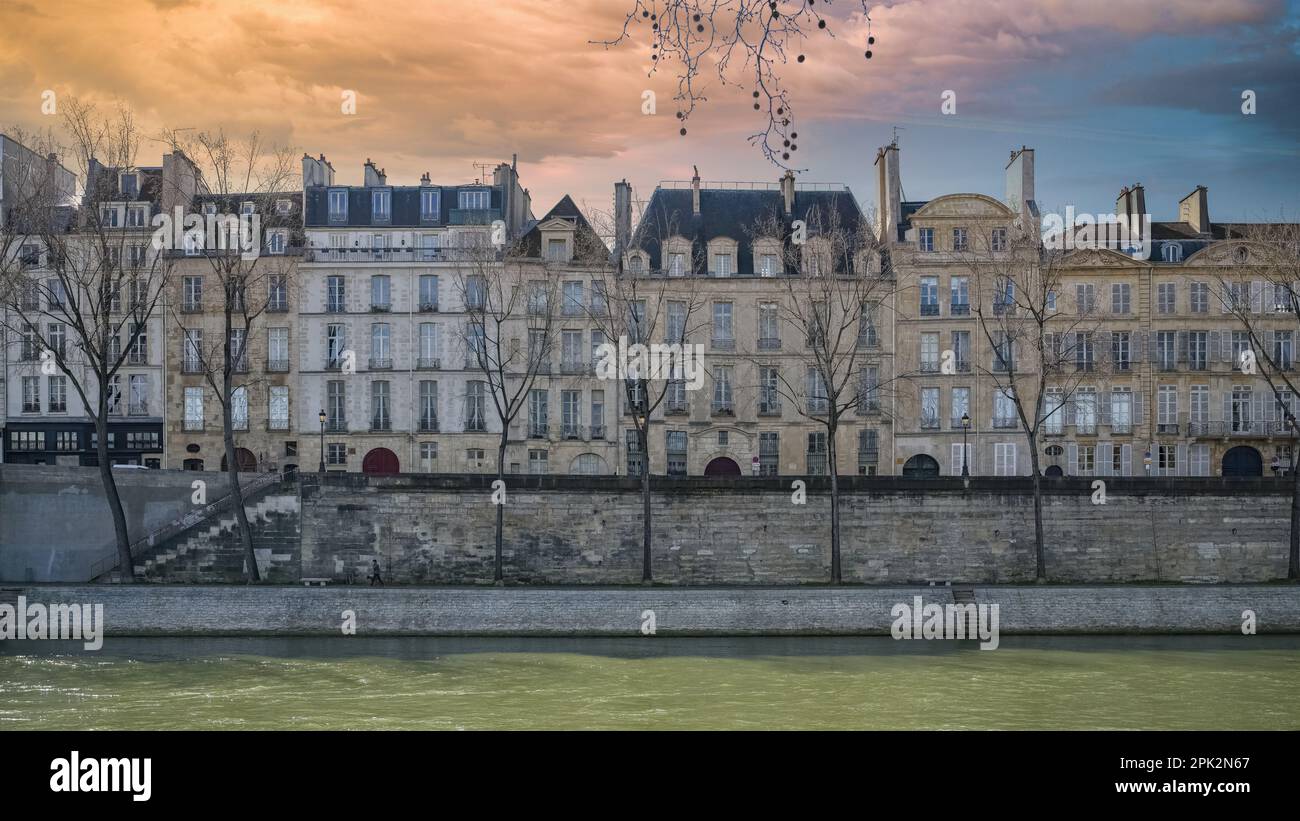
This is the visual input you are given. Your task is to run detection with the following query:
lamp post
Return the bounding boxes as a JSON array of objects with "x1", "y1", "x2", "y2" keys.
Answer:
[
  {"x1": 318, "y1": 409, "x2": 327, "y2": 473},
  {"x1": 961, "y1": 413, "x2": 970, "y2": 476}
]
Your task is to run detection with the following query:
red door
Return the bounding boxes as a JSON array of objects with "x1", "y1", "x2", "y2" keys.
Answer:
[{"x1": 362, "y1": 447, "x2": 400, "y2": 475}]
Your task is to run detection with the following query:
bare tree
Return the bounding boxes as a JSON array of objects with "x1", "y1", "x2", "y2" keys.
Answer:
[
  {"x1": 745, "y1": 203, "x2": 893, "y2": 583},
  {"x1": 961, "y1": 219, "x2": 1106, "y2": 581},
  {"x1": 453, "y1": 230, "x2": 563, "y2": 584},
  {"x1": 584, "y1": 208, "x2": 708, "y2": 583},
  {"x1": 0, "y1": 102, "x2": 174, "y2": 582},
  {"x1": 595, "y1": 1, "x2": 876, "y2": 167},
  {"x1": 1213, "y1": 222, "x2": 1300, "y2": 581},
  {"x1": 159, "y1": 128, "x2": 299, "y2": 583}
]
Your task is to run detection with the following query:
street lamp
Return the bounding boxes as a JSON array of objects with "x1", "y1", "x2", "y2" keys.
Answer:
[
  {"x1": 960, "y1": 413, "x2": 971, "y2": 476},
  {"x1": 318, "y1": 409, "x2": 327, "y2": 473}
]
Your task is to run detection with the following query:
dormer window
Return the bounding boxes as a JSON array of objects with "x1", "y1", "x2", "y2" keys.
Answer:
[
  {"x1": 546, "y1": 238, "x2": 568, "y2": 262},
  {"x1": 421, "y1": 188, "x2": 441, "y2": 220},
  {"x1": 1161, "y1": 242, "x2": 1183, "y2": 263},
  {"x1": 119, "y1": 173, "x2": 138, "y2": 197},
  {"x1": 203, "y1": 202, "x2": 217, "y2": 216},
  {"x1": 241, "y1": 201, "x2": 256, "y2": 215},
  {"x1": 126, "y1": 205, "x2": 148, "y2": 228},
  {"x1": 100, "y1": 206, "x2": 120, "y2": 228},
  {"x1": 328, "y1": 189, "x2": 348, "y2": 222},
  {"x1": 458, "y1": 189, "x2": 490, "y2": 210},
  {"x1": 668, "y1": 253, "x2": 685, "y2": 276},
  {"x1": 268, "y1": 231, "x2": 286, "y2": 255},
  {"x1": 628, "y1": 254, "x2": 644, "y2": 274},
  {"x1": 715, "y1": 253, "x2": 733, "y2": 277},
  {"x1": 275, "y1": 199, "x2": 292, "y2": 215},
  {"x1": 759, "y1": 254, "x2": 779, "y2": 276},
  {"x1": 371, "y1": 189, "x2": 391, "y2": 221}
]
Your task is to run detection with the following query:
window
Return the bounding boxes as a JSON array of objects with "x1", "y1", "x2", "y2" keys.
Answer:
[
  {"x1": 128, "y1": 374, "x2": 148, "y2": 415},
  {"x1": 528, "y1": 449, "x2": 549, "y2": 475},
  {"x1": 1075, "y1": 283, "x2": 1095, "y2": 315},
  {"x1": 20, "y1": 376, "x2": 39, "y2": 413},
  {"x1": 806, "y1": 367, "x2": 827, "y2": 414},
  {"x1": 1074, "y1": 332, "x2": 1095, "y2": 372},
  {"x1": 419, "y1": 323, "x2": 441, "y2": 368},
  {"x1": 1157, "y1": 331, "x2": 1176, "y2": 370},
  {"x1": 328, "y1": 189, "x2": 348, "y2": 221},
  {"x1": 759, "y1": 253, "x2": 779, "y2": 276},
  {"x1": 268, "y1": 327, "x2": 289, "y2": 371},
  {"x1": 1075, "y1": 388, "x2": 1098, "y2": 434},
  {"x1": 1189, "y1": 282, "x2": 1209, "y2": 313},
  {"x1": 759, "y1": 302, "x2": 780, "y2": 349},
  {"x1": 952, "y1": 227, "x2": 968, "y2": 252},
  {"x1": 994, "y1": 388, "x2": 1017, "y2": 428},
  {"x1": 126, "y1": 205, "x2": 147, "y2": 227},
  {"x1": 990, "y1": 227, "x2": 1007, "y2": 252},
  {"x1": 56, "y1": 431, "x2": 78, "y2": 451},
  {"x1": 48, "y1": 375, "x2": 67, "y2": 413},
  {"x1": 952, "y1": 387, "x2": 970, "y2": 428},
  {"x1": 713, "y1": 253, "x2": 732, "y2": 277},
  {"x1": 759, "y1": 367, "x2": 781, "y2": 415},
  {"x1": 1157, "y1": 283, "x2": 1176, "y2": 314},
  {"x1": 327, "y1": 444, "x2": 347, "y2": 466},
  {"x1": 183, "y1": 329, "x2": 203, "y2": 372},
  {"x1": 372, "y1": 189, "x2": 391, "y2": 220},
  {"x1": 465, "y1": 276, "x2": 486, "y2": 310},
  {"x1": 268, "y1": 231, "x2": 285, "y2": 255},
  {"x1": 1161, "y1": 242, "x2": 1183, "y2": 263},
  {"x1": 993, "y1": 332, "x2": 1014, "y2": 372},
  {"x1": 371, "y1": 381, "x2": 391, "y2": 431},
  {"x1": 119, "y1": 173, "x2": 138, "y2": 196},
  {"x1": 1232, "y1": 385, "x2": 1253, "y2": 433},
  {"x1": 326, "y1": 324, "x2": 347, "y2": 369},
  {"x1": 182, "y1": 276, "x2": 203, "y2": 311},
  {"x1": 1111, "y1": 389, "x2": 1133, "y2": 434},
  {"x1": 1188, "y1": 331, "x2": 1208, "y2": 371},
  {"x1": 1111, "y1": 283, "x2": 1131, "y2": 315},
  {"x1": 1158, "y1": 385, "x2": 1179, "y2": 434},
  {"x1": 563, "y1": 281, "x2": 584, "y2": 316},
  {"x1": 417, "y1": 275, "x2": 439, "y2": 311},
  {"x1": 547, "y1": 238, "x2": 567, "y2": 262},
  {"x1": 268, "y1": 274, "x2": 288, "y2": 311},
  {"x1": 269, "y1": 386, "x2": 289, "y2": 430},
  {"x1": 920, "y1": 333, "x2": 939, "y2": 372},
  {"x1": 666, "y1": 301, "x2": 686, "y2": 345},
  {"x1": 1190, "y1": 385, "x2": 1209, "y2": 427},
  {"x1": 326, "y1": 276, "x2": 346, "y2": 312},
  {"x1": 626, "y1": 430, "x2": 644, "y2": 477},
  {"x1": 229, "y1": 386, "x2": 248, "y2": 430},
  {"x1": 920, "y1": 388, "x2": 939, "y2": 429},
  {"x1": 1111, "y1": 331, "x2": 1130, "y2": 371},
  {"x1": 711, "y1": 302, "x2": 734, "y2": 348},
  {"x1": 591, "y1": 391, "x2": 605, "y2": 438},
  {"x1": 666, "y1": 430, "x2": 687, "y2": 476},
  {"x1": 419, "y1": 381, "x2": 439, "y2": 431},
  {"x1": 1190, "y1": 444, "x2": 1210, "y2": 477},
  {"x1": 184, "y1": 387, "x2": 204, "y2": 431},
  {"x1": 759, "y1": 432, "x2": 780, "y2": 476},
  {"x1": 918, "y1": 227, "x2": 934, "y2": 252},
  {"x1": 994, "y1": 443, "x2": 1017, "y2": 476},
  {"x1": 229, "y1": 328, "x2": 248, "y2": 371},
  {"x1": 1157, "y1": 444, "x2": 1178, "y2": 476},
  {"x1": 590, "y1": 281, "x2": 607, "y2": 315},
  {"x1": 458, "y1": 189, "x2": 490, "y2": 210},
  {"x1": 1232, "y1": 331, "x2": 1251, "y2": 371},
  {"x1": 859, "y1": 367, "x2": 880, "y2": 414},
  {"x1": 327, "y1": 380, "x2": 347, "y2": 431},
  {"x1": 420, "y1": 442, "x2": 439, "y2": 461},
  {"x1": 713, "y1": 366, "x2": 734, "y2": 414},
  {"x1": 107, "y1": 375, "x2": 122, "y2": 415},
  {"x1": 919, "y1": 277, "x2": 939, "y2": 316},
  {"x1": 10, "y1": 431, "x2": 44, "y2": 451},
  {"x1": 1044, "y1": 390, "x2": 1064, "y2": 434},
  {"x1": 370, "y1": 323, "x2": 391, "y2": 368},
  {"x1": 667, "y1": 252, "x2": 685, "y2": 276},
  {"x1": 421, "y1": 189, "x2": 441, "y2": 220},
  {"x1": 628, "y1": 255, "x2": 644, "y2": 274},
  {"x1": 100, "y1": 205, "x2": 120, "y2": 228},
  {"x1": 950, "y1": 277, "x2": 969, "y2": 315},
  {"x1": 1276, "y1": 331, "x2": 1294, "y2": 370},
  {"x1": 561, "y1": 390, "x2": 582, "y2": 438},
  {"x1": 806, "y1": 431, "x2": 828, "y2": 475},
  {"x1": 466, "y1": 381, "x2": 486, "y2": 431},
  {"x1": 370, "y1": 275, "x2": 391, "y2": 311}
]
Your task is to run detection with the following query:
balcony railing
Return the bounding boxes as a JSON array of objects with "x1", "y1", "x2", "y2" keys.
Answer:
[
  {"x1": 267, "y1": 299, "x2": 289, "y2": 313},
  {"x1": 419, "y1": 416, "x2": 439, "y2": 433},
  {"x1": 1156, "y1": 422, "x2": 1181, "y2": 435},
  {"x1": 919, "y1": 303, "x2": 939, "y2": 317},
  {"x1": 758, "y1": 401, "x2": 782, "y2": 417},
  {"x1": 267, "y1": 358, "x2": 290, "y2": 373},
  {"x1": 417, "y1": 357, "x2": 441, "y2": 370},
  {"x1": 325, "y1": 301, "x2": 346, "y2": 313},
  {"x1": 369, "y1": 357, "x2": 392, "y2": 370},
  {"x1": 665, "y1": 400, "x2": 688, "y2": 415},
  {"x1": 182, "y1": 360, "x2": 204, "y2": 374},
  {"x1": 562, "y1": 424, "x2": 584, "y2": 440},
  {"x1": 711, "y1": 337, "x2": 736, "y2": 351},
  {"x1": 127, "y1": 350, "x2": 148, "y2": 365},
  {"x1": 326, "y1": 419, "x2": 348, "y2": 433},
  {"x1": 858, "y1": 397, "x2": 880, "y2": 414},
  {"x1": 528, "y1": 424, "x2": 552, "y2": 439},
  {"x1": 950, "y1": 303, "x2": 970, "y2": 317},
  {"x1": 128, "y1": 403, "x2": 149, "y2": 416},
  {"x1": 758, "y1": 337, "x2": 782, "y2": 350},
  {"x1": 590, "y1": 425, "x2": 606, "y2": 440},
  {"x1": 919, "y1": 360, "x2": 939, "y2": 374},
  {"x1": 993, "y1": 416, "x2": 1018, "y2": 429},
  {"x1": 711, "y1": 401, "x2": 735, "y2": 416},
  {"x1": 920, "y1": 414, "x2": 940, "y2": 430},
  {"x1": 419, "y1": 301, "x2": 440, "y2": 313},
  {"x1": 371, "y1": 416, "x2": 391, "y2": 432},
  {"x1": 560, "y1": 360, "x2": 590, "y2": 375},
  {"x1": 370, "y1": 302, "x2": 391, "y2": 313}
]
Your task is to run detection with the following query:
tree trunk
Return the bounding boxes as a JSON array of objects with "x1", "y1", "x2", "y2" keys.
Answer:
[
  {"x1": 1290, "y1": 459, "x2": 1300, "y2": 581},
  {"x1": 223, "y1": 400, "x2": 259, "y2": 583},
  {"x1": 95, "y1": 412, "x2": 134, "y2": 583},
  {"x1": 494, "y1": 434, "x2": 507, "y2": 584},
  {"x1": 641, "y1": 425, "x2": 652, "y2": 584},
  {"x1": 827, "y1": 424, "x2": 842, "y2": 585},
  {"x1": 1029, "y1": 434, "x2": 1046, "y2": 581}
]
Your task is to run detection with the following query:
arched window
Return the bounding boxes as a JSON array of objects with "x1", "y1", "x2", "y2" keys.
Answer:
[
  {"x1": 1161, "y1": 242, "x2": 1183, "y2": 263},
  {"x1": 569, "y1": 453, "x2": 609, "y2": 475}
]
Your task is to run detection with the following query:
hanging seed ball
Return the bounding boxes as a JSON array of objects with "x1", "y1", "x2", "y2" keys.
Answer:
[
  {"x1": 680, "y1": 128, "x2": 687, "y2": 136},
  {"x1": 782, "y1": 118, "x2": 790, "y2": 125},
  {"x1": 797, "y1": 54, "x2": 805, "y2": 63},
  {"x1": 676, "y1": 111, "x2": 683, "y2": 119},
  {"x1": 868, "y1": 35, "x2": 875, "y2": 44},
  {"x1": 693, "y1": 13, "x2": 701, "y2": 21},
  {"x1": 864, "y1": 50, "x2": 872, "y2": 58},
  {"x1": 818, "y1": 20, "x2": 826, "y2": 29},
  {"x1": 791, "y1": 144, "x2": 797, "y2": 151},
  {"x1": 753, "y1": 91, "x2": 760, "y2": 98},
  {"x1": 791, "y1": 131, "x2": 798, "y2": 139},
  {"x1": 697, "y1": 24, "x2": 704, "y2": 32},
  {"x1": 783, "y1": 152, "x2": 790, "y2": 160},
  {"x1": 754, "y1": 103, "x2": 761, "y2": 110},
  {"x1": 783, "y1": 139, "x2": 790, "y2": 146},
  {"x1": 642, "y1": 10, "x2": 649, "y2": 17}
]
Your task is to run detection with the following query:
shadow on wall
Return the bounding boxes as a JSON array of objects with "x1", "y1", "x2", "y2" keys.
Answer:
[{"x1": 0, "y1": 464, "x2": 232, "y2": 582}]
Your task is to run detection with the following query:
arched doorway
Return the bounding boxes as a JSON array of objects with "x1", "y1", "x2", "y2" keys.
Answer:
[
  {"x1": 1044, "y1": 465, "x2": 1064, "y2": 478},
  {"x1": 220, "y1": 448, "x2": 257, "y2": 472},
  {"x1": 704, "y1": 457, "x2": 741, "y2": 477},
  {"x1": 1222, "y1": 446, "x2": 1263, "y2": 477},
  {"x1": 362, "y1": 447, "x2": 400, "y2": 475},
  {"x1": 569, "y1": 453, "x2": 609, "y2": 475},
  {"x1": 183, "y1": 458, "x2": 204, "y2": 471},
  {"x1": 902, "y1": 454, "x2": 940, "y2": 478}
]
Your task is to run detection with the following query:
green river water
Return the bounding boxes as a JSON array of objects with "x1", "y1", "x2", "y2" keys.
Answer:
[{"x1": 2, "y1": 636, "x2": 1298, "y2": 730}]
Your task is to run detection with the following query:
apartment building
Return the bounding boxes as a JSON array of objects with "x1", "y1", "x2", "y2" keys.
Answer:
[
  {"x1": 163, "y1": 190, "x2": 304, "y2": 472},
  {"x1": 886, "y1": 142, "x2": 1300, "y2": 478},
  {"x1": 615, "y1": 171, "x2": 895, "y2": 478},
  {"x1": 296, "y1": 154, "x2": 538, "y2": 474},
  {"x1": 2, "y1": 150, "x2": 191, "y2": 467}
]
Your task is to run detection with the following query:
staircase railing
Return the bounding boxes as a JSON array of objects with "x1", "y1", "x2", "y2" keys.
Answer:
[{"x1": 86, "y1": 471, "x2": 285, "y2": 581}]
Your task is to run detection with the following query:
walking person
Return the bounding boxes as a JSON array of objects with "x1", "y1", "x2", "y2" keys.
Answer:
[{"x1": 369, "y1": 559, "x2": 384, "y2": 587}]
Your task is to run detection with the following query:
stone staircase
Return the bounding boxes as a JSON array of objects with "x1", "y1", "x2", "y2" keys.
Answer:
[{"x1": 134, "y1": 490, "x2": 301, "y2": 583}]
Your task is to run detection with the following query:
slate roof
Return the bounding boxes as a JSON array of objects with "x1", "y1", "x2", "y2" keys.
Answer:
[
  {"x1": 627, "y1": 186, "x2": 868, "y2": 275},
  {"x1": 303, "y1": 183, "x2": 500, "y2": 228}
]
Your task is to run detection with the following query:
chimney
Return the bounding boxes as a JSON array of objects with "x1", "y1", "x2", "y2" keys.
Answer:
[
  {"x1": 363, "y1": 158, "x2": 385, "y2": 187},
  {"x1": 1115, "y1": 183, "x2": 1147, "y2": 242},
  {"x1": 302, "y1": 153, "x2": 335, "y2": 188},
  {"x1": 874, "y1": 142, "x2": 902, "y2": 243},
  {"x1": 691, "y1": 165, "x2": 701, "y2": 216},
  {"x1": 420, "y1": 172, "x2": 431, "y2": 186},
  {"x1": 780, "y1": 170, "x2": 795, "y2": 216},
  {"x1": 614, "y1": 179, "x2": 632, "y2": 256},
  {"x1": 1005, "y1": 146, "x2": 1038, "y2": 232},
  {"x1": 1179, "y1": 185, "x2": 1210, "y2": 235}
]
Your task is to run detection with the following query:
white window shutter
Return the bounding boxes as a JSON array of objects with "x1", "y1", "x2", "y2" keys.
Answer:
[
  {"x1": 1098, "y1": 442, "x2": 1113, "y2": 476},
  {"x1": 1175, "y1": 444, "x2": 1187, "y2": 476},
  {"x1": 951, "y1": 443, "x2": 964, "y2": 476},
  {"x1": 1067, "y1": 443, "x2": 1078, "y2": 475},
  {"x1": 1121, "y1": 443, "x2": 1133, "y2": 476}
]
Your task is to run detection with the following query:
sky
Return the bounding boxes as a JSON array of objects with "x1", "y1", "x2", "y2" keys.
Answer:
[{"x1": 0, "y1": 0, "x2": 1296, "y2": 226}]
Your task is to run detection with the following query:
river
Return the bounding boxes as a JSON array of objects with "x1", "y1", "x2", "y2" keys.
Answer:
[{"x1": 2, "y1": 636, "x2": 1298, "y2": 730}]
